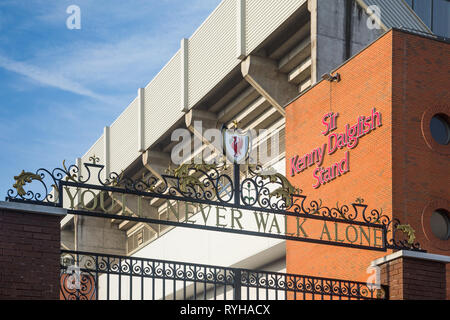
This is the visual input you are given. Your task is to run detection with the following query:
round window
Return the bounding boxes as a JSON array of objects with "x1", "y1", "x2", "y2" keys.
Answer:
[
  {"x1": 430, "y1": 114, "x2": 450, "y2": 145},
  {"x1": 430, "y1": 209, "x2": 450, "y2": 241}
]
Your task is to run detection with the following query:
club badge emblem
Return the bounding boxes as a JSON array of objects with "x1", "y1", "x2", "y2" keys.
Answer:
[{"x1": 222, "y1": 122, "x2": 251, "y2": 164}]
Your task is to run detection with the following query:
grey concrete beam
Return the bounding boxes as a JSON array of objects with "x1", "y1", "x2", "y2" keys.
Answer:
[
  {"x1": 230, "y1": 96, "x2": 270, "y2": 128},
  {"x1": 142, "y1": 150, "x2": 172, "y2": 180},
  {"x1": 243, "y1": 107, "x2": 279, "y2": 132},
  {"x1": 298, "y1": 78, "x2": 312, "y2": 93},
  {"x1": 207, "y1": 80, "x2": 250, "y2": 114},
  {"x1": 241, "y1": 55, "x2": 298, "y2": 116},
  {"x1": 278, "y1": 38, "x2": 311, "y2": 73},
  {"x1": 269, "y1": 23, "x2": 311, "y2": 60},
  {"x1": 142, "y1": 150, "x2": 177, "y2": 208},
  {"x1": 217, "y1": 87, "x2": 260, "y2": 123},
  {"x1": 185, "y1": 109, "x2": 223, "y2": 162},
  {"x1": 185, "y1": 109, "x2": 219, "y2": 131},
  {"x1": 288, "y1": 58, "x2": 312, "y2": 85}
]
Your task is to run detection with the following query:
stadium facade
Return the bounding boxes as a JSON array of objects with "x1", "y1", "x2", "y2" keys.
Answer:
[{"x1": 55, "y1": 0, "x2": 449, "y2": 299}]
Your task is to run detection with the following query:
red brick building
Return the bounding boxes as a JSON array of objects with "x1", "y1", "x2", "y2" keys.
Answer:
[{"x1": 286, "y1": 29, "x2": 449, "y2": 298}]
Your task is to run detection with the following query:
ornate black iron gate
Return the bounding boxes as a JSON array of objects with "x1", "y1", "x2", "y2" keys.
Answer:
[
  {"x1": 60, "y1": 250, "x2": 387, "y2": 300},
  {"x1": 7, "y1": 160, "x2": 424, "y2": 252},
  {"x1": 7, "y1": 159, "x2": 423, "y2": 301}
]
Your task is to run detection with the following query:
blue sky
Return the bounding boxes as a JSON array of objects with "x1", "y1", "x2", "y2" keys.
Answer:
[{"x1": 0, "y1": 0, "x2": 221, "y2": 197}]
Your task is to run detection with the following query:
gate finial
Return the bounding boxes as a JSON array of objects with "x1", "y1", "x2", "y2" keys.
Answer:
[
  {"x1": 13, "y1": 170, "x2": 42, "y2": 196},
  {"x1": 396, "y1": 224, "x2": 416, "y2": 245}
]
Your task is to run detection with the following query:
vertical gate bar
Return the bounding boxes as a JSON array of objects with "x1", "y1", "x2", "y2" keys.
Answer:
[
  {"x1": 141, "y1": 260, "x2": 144, "y2": 300},
  {"x1": 204, "y1": 266, "x2": 207, "y2": 300},
  {"x1": 233, "y1": 163, "x2": 240, "y2": 206},
  {"x1": 266, "y1": 272, "x2": 269, "y2": 300},
  {"x1": 338, "y1": 281, "x2": 342, "y2": 300},
  {"x1": 163, "y1": 262, "x2": 166, "y2": 300},
  {"x1": 233, "y1": 269, "x2": 241, "y2": 300},
  {"x1": 118, "y1": 258, "x2": 122, "y2": 301},
  {"x1": 95, "y1": 255, "x2": 99, "y2": 300},
  {"x1": 347, "y1": 282, "x2": 351, "y2": 300},
  {"x1": 382, "y1": 225, "x2": 387, "y2": 251},
  {"x1": 294, "y1": 276, "x2": 297, "y2": 301},
  {"x1": 213, "y1": 267, "x2": 217, "y2": 300},
  {"x1": 173, "y1": 264, "x2": 177, "y2": 301},
  {"x1": 256, "y1": 272, "x2": 259, "y2": 300},
  {"x1": 130, "y1": 258, "x2": 133, "y2": 300},
  {"x1": 330, "y1": 281, "x2": 333, "y2": 301},
  {"x1": 302, "y1": 277, "x2": 305, "y2": 300},
  {"x1": 246, "y1": 272, "x2": 251, "y2": 300},
  {"x1": 275, "y1": 274, "x2": 278, "y2": 301},
  {"x1": 152, "y1": 262, "x2": 155, "y2": 300},
  {"x1": 357, "y1": 283, "x2": 361, "y2": 300},
  {"x1": 224, "y1": 270, "x2": 227, "y2": 300},
  {"x1": 321, "y1": 279, "x2": 324, "y2": 300},
  {"x1": 183, "y1": 264, "x2": 186, "y2": 300},
  {"x1": 194, "y1": 265, "x2": 197, "y2": 300},
  {"x1": 348, "y1": 282, "x2": 351, "y2": 300},
  {"x1": 107, "y1": 257, "x2": 110, "y2": 300},
  {"x1": 284, "y1": 275, "x2": 287, "y2": 301}
]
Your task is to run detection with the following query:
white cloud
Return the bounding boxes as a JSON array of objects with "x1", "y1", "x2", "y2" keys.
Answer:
[
  {"x1": 0, "y1": 0, "x2": 221, "y2": 105},
  {"x1": 36, "y1": 3, "x2": 219, "y2": 89},
  {"x1": 0, "y1": 54, "x2": 111, "y2": 103},
  {"x1": 45, "y1": 34, "x2": 177, "y2": 89},
  {"x1": 0, "y1": 0, "x2": 222, "y2": 196}
]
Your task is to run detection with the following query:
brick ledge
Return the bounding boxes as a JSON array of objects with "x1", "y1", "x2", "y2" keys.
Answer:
[
  {"x1": 0, "y1": 201, "x2": 67, "y2": 217},
  {"x1": 371, "y1": 250, "x2": 450, "y2": 267}
]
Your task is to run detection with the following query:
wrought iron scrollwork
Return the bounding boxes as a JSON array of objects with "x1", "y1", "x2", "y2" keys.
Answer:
[
  {"x1": 7, "y1": 160, "x2": 424, "y2": 252},
  {"x1": 228, "y1": 269, "x2": 386, "y2": 300},
  {"x1": 242, "y1": 165, "x2": 302, "y2": 209},
  {"x1": 60, "y1": 250, "x2": 387, "y2": 300},
  {"x1": 60, "y1": 253, "x2": 97, "y2": 300},
  {"x1": 8, "y1": 162, "x2": 80, "y2": 205},
  {"x1": 167, "y1": 162, "x2": 233, "y2": 202}
]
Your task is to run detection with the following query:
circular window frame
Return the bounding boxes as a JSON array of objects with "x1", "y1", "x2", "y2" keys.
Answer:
[
  {"x1": 421, "y1": 200, "x2": 450, "y2": 251},
  {"x1": 421, "y1": 106, "x2": 450, "y2": 155},
  {"x1": 430, "y1": 209, "x2": 450, "y2": 241}
]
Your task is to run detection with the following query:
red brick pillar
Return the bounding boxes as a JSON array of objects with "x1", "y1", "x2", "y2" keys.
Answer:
[
  {"x1": 0, "y1": 201, "x2": 66, "y2": 300},
  {"x1": 371, "y1": 251, "x2": 449, "y2": 300}
]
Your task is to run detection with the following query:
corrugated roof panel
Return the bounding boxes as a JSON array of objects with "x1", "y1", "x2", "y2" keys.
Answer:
[{"x1": 359, "y1": 0, "x2": 431, "y2": 33}]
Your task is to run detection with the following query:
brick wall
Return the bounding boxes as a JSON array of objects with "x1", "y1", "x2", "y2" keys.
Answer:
[
  {"x1": 0, "y1": 205, "x2": 63, "y2": 300},
  {"x1": 285, "y1": 29, "x2": 449, "y2": 291},
  {"x1": 379, "y1": 257, "x2": 447, "y2": 300},
  {"x1": 390, "y1": 30, "x2": 450, "y2": 299},
  {"x1": 391, "y1": 31, "x2": 450, "y2": 255},
  {"x1": 286, "y1": 29, "x2": 395, "y2": 282}
]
